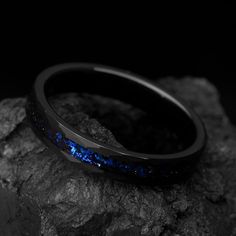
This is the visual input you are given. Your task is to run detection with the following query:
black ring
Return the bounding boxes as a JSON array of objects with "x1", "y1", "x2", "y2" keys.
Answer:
[{"x1": 26, "y1": 63, "x2": 207, "y2": 182}]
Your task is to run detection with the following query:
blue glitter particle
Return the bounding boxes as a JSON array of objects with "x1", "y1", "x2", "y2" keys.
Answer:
[{"x1": 56, "y1": 132, "x2": 63, "y2": 143}]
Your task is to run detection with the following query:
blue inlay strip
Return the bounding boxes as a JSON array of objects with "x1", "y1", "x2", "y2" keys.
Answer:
[
  {"x1": 29, "y1": 105, "x2": 152, "y2": 177},
  {"x1": 52, "y1": 131, "x2": 152, "y2": 177}
]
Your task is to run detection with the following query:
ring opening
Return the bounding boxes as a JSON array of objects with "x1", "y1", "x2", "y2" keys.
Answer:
[{"x1": 44, "y1": 68, "x2": 197, "y2": 154}]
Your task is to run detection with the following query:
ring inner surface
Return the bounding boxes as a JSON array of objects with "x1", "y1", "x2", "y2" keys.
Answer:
[{"x1": 45, "y1": 69, "x2": 197, "y2": 155}]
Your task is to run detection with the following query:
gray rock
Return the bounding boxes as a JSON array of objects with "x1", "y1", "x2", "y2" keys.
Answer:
[
  {"x1": 0, "y1": 186, "x2": 40, "y2": 236},
  {"x1": 0, "y1": 78, "x2": 236, "y2": 236}
]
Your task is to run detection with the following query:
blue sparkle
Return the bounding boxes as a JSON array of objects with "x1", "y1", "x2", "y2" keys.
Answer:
[
  {"x1": 65, "y1": 139, "x2": 77, "y2": 148},
  {"x1": 70, "y1": 146, "x2": 77, "y2": 155},
  {"x1": 106, "y1": 159, "x2": 114, "y2": 167},
  {"x1": 56, "y1": 132, "x2": 63, "y2": 143}
]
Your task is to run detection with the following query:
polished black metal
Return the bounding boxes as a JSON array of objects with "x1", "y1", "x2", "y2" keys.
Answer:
[{"x1": 26, "y1": 63, "x2": 207, "y2": 182}]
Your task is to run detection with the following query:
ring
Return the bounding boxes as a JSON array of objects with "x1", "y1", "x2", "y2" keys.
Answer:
[{"x1": 26, "y1": 63, "x2": 206, "y2": 182}]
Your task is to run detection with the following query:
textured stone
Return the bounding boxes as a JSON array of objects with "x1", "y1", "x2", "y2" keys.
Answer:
[
  {"x1": 0, "y1": 78, "x2": 236, "y2": 235},
  {"x1": 0, "y1": 186, "x2": 40, "y2": 236}
]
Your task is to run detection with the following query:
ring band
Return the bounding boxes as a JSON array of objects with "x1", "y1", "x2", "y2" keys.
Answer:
[{"x1": 26, "y1": 63, "x2": 206, "y2": 182}]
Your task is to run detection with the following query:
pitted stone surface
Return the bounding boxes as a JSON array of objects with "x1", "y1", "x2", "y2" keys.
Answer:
[{"x1": 0, "y1": 78, "x2": 235, "y2": 235}]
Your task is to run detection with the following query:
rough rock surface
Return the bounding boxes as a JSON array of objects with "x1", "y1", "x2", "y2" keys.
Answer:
[
  {"x1": 0, "y1": 78, "x2": 236, "y2": 236},
  {"x1": 0, "y1": 186, "x2": 40, "y2": 236}
]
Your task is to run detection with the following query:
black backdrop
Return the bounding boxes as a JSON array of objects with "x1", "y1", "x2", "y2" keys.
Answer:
[{"x1": 1, "y1": 9, "x2": 235, "y2": 124}]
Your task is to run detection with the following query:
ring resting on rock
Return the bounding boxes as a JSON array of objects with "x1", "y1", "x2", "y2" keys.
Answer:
[{"x1": 26, "y1": 63, "x2": 207, "y2": 182}]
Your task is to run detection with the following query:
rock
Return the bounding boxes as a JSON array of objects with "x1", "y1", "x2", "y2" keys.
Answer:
[
  {"x1": 0, "y1": 186, "x2": 40, "y2": 236},
  {"x1": 0, "y1": 78, "x2": 236, "y2": 235}
]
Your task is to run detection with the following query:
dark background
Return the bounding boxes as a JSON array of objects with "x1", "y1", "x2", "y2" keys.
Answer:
[{"x1": 1, "y1": 6, "x2": 235, "y2": 124}]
